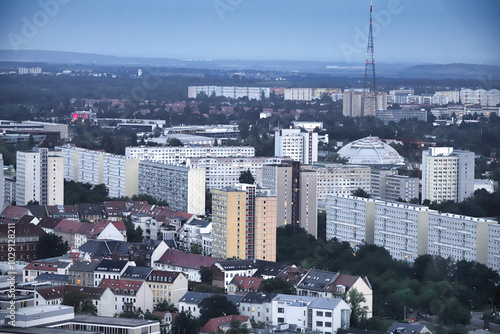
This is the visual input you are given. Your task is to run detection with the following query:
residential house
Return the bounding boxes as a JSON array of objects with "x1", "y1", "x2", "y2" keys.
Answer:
[
  {"x1": 93, "y1": 259, "x2": 131, "y2": 287},
  {"x1": 153, "y1": 311, "x2": 179, "y2": 334},
  {"x1": 178, "y1": 292, "x2": 244, "y2": 318},
  {"x1": 98, "y1": 278, "x2": 154, "y2": 314},
  {"x1": 23, "y1": 261, "x2": 71, "y2": 282},
  {"x1": 45, "y1": 204, "x2": 79, "y2": 220},
  {"x1": 103, "y1": 200, "x2": 131, "y2": 221},
  {"x1": 0, "y1": 220, "x2": 45, "y2": 263},
  {"x1": 68, "y1": 261, "x2": 99, "y2": 287},
  {"x1": 122, "y1": 266, "x2": 154, "y2": 281},
  {"x1": 296, "y1": 268, "x2": 373, "y2": 318},
  {"x1": 76, "y1": 202, "x2": 106, "y2": 223},
  {"x1": 387, "y1": 323, "x2": 433, "y2": 334},
  {"x1": 92, "y1": 219, "x2": 127, "y2": 241},
  {"x1": 154, "y1": 248, "x2": 217, "y2": 282},
  {"x1": 0, "y1": 205, "x2": 32, "y2": 223},
  {"x1": 212, "y1": 259, "x2": 286, "y2": 289},
  {"x1": 34, "y1": 285, "x2": 115, "y2": 317},
  {"x1": 34, "y1": 273, "x2": 69, "y2": 285},
  {"x1": 53, "y1": 219, "x2": 94, "y2": 249},
  {"x1": 238, "y1": 291, "x2": 276, "y2": 324},
  {"x1": 271, "y1": 294, "x2": 350, "y2": 333},
  {"x1": 227, "y1": 275, "x2": 264, "y2": 295},
  {"x1": 147, "y1": 270, "x2": 188, "y2": 307},
  {"x1": 37, "y1": 217, "x2": 62, "y2": 234},
  {"x1": 178, "y1": 218, "x2": 211, "y2": 255}
]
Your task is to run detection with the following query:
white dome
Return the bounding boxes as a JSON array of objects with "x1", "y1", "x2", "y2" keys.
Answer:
[{"x1": 338, "y1": 136, "x2": 404, "y2": 166}]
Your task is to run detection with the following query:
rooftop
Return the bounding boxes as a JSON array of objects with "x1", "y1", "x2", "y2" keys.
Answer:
[{"x1": 338, "y1": 136, "x2": 405, "y2": 166}]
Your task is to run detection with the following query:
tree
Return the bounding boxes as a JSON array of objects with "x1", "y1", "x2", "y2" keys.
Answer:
[
  {"x1": 61, "y1": 290, "x2": 97, "y2": 315},
  {"x1": 259, "y1": 278, "x2": 296, "y2": 295},
  {"x1": 200, "y1": 265, "x2": 212, "y2": 284},
  {"x1": 199, "y1": 295, "x2": 239, "y2": 326},
  {"x1": 171, "y1": 311, "x2": 199, "y2": 334},
  {"x1": 190, "y1": 244, "x2": 202, "y2": 255},
  {"x1": 344, "y1": 288, "x2": 368, "y2": 328},
  {"x1": 167, "y1": 138, "x2": 184, "y2": 147},
  {"x1": 38, "y1": 233, "x2": 69, "y2": 258},
  {"x1": 154, "y1": 300, "x2": 178, "y2": 312},
  {"x1": 351, "y1": 188, "x2": 370, "y2": 198},
  {"x1": 238, "y1": 169, "x2": 255, "y2": 184},
  {"x1": 226, "y1": 320, "x2": 250, "y2": 334}
]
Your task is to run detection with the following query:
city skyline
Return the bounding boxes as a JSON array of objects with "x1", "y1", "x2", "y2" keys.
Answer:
[{"x1": 0, "y1": 0, "x2": 499, "y2": 66}]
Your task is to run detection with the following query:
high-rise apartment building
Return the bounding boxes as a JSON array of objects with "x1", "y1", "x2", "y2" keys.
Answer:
[
  {"x1": 138, "y1": 160, "x2": 205, "y2": 215},
  {"x1": 326, "y1": 194, "x2": 499, "y2": 269},
  {"x1": 58, "y1": 146, "x2": 139, "y2": 199},
  {"x1": 421, "y1": 147, "x2": 474, "y2": 203},
  {"x1": 211, "y1": 184, "x2": 276, "y2": 260},
  {"x1": 262, "y1": 161, "x2": 317, "y2": 238},
  {"x1": 274, "y1": 129, "x2": 318, "y2": 165},
  {"x1": 125, "y1": 146, "x2": 255, "y2": 165},
  {"x1": 343, "y1": 90, "x2": 387, "y2": 118},
  {"x1": 16, "y1": 148, "x2": 64, "y2": 206}
]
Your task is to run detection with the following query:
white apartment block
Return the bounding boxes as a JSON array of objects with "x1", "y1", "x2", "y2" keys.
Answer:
[
  {"x1": 326, "y1": 194, "x2": 500, "y2": 271},
  {"x1": 488, "y1": 224, "x2": 500, "y2": 272},
  {"x1": 460, "y1": 88, "x2": 500, "y2": 106},
  {"x1": 422, "y1": 147, "x2": 474, "y2": 203},
  {"x1": 138, "y1": 160, "x2": 205, "y2": 215},
  {"x1": 102, "y1": 154, "x2": 140, "y2": 198},
  {"x1": 125, "y1": 146, "x2": 255, "y2": 165},
  {"x1": 315, "y1": 164, "x2": 371, "y2": 208},
  {"x1": 428, "y1": 212, "x2": 496, "y2": 265},
  {"x1": 284, "y1": 88, "x2": 341, "y2": 101},
  {"x1": 16, "y1": 149, "x2": 64, "y2": 206},
  {"x1": 274, "y1": 129, "x2": 318, "y2": 165},
  {"x1": 385, "y1": 174, "x2": 419, "y2": 202},
  {"x1": 58, "y1": 146, "x2": 140, "y2": 198},
  {"x1": 326, "y1": 195, "x2": 380, "y2": 248},
  {"x1": 188, "y1": 86, "x2": 270, "y2": 100},
  {"x1": 374, "y1": 202, "x2": 434, "y2": 262},
  {"x1": 185, "y1": 157, "x2": 288, "y2": 191},
  {"x1": 435, "y1": 91, "x2": 460, "y2": 103}
]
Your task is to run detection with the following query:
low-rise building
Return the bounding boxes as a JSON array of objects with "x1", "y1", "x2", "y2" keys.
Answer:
[
  {"x1": 238, "y1": 291, "x2": 276, "y2": 324},
  {"x1": 93, "y1": 259, "x2": 131, "y2": 287},
  {"x1": 98, "y1": 278, "x2": 154, "y2": 314},
  {"x1": 68, "y1": 261, "x2": 99, "y2": 287},
  {"x1": 154, "y1": 249, "x2": 217, "y2": 282},
  {"x1": 147, "y1": 270, "x2": 188, "y2": 307}
]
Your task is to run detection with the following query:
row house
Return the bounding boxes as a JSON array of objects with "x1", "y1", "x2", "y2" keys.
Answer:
[
  {"x1": 154, "y1": 249, "x2": 217, "y2": 282},
  {"x1": 23, "y1": 261, "x2": 72, "y2": 282},
  {"x1": 94, "y1": 259, "x2": 131, "y2": 286},
  {"x1": 147, "y1": 270, "x2": 188, "y2": 307}
]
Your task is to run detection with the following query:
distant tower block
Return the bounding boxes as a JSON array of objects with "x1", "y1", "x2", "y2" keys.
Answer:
[
  {"x1": 363, "y1": 0, "x2": 377, "y2": 116},
  {"x1": 138, "y1": 69, "x2": 143, "y2": 77}
]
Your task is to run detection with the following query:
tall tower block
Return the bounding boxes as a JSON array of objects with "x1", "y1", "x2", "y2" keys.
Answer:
[{"x1": 363, "y1": 0, "x2": 377, "y2": 116}]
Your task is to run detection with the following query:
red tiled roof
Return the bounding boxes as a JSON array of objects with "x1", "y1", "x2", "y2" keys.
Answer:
[
  {"x1": 157, "y1": 249, "x2": 217, "y2": 270},
  {"x1": 46, "y1": 205, "x2": 78, "y2": 216},
  {"x1": 112, "y1": 221, "x2": 126, "y2": 231},
  {"x1": 277, "y1": 266, "x2": 308, "y2": 285},
  {"x1": 0, "y1": 206, "x2": 32, "y2": 222},
  {"x1": 229, "y1": 275, "x2": 263, "y2": 293},
  {"x1": 201, "y1": 315, "x2": 249, "y2": 334},
  {"x1": 103, "y1": 201, "x2": 129, "y2": 218},
  {"x1": 38, "y1": 217, "x2": 62, "y2": 229},
  {"x1": 36, "y1": 285, "x2": 108, "y2": 300},
  {"x1": 54, "y1": 219, "x2": 94, "y2": 236},
  {"x1": 98, "y1": 278, "x2": 144, "y2": 295},
  {"x1": 24, "y1": 261, "x2": 61, "y2": 271}
]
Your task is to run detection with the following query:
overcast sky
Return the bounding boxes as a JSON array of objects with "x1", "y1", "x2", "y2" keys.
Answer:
[{"x1": 1, "y1": 0, "x2": 499, "y2": 65}]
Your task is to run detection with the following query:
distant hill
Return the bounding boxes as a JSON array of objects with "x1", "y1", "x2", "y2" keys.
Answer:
[
  {"x1": 1, "y1": 50, "x2": 498, "y2": 80},
  {"x1": 392, "y1": 63, "x2": 500, "y2": 80}
]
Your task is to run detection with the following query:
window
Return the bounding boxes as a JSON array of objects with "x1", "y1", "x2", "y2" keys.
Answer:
[
  {"x1": 316, "y1": 321, "x2": 323, "y2": 327},
  {"x1": 325, "y1": 322, "x2": 332, "y2": 328},
  {"x1": 325, "y1": 312, "x2": 332, "y2": 317},
  {"x1": 316, "y1": 311, "x2": 323, "y2": 316},
  {"x1": 278, "y1": 307, "x2": 285, "y2": 313},
  {"x1": 278, "y1": 317, "x2": 285, "y2": 324}
]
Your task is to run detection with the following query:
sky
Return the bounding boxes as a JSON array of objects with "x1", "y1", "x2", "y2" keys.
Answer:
[{"x1": 0, "y1": 0, "x2": 499, "y2": 65}]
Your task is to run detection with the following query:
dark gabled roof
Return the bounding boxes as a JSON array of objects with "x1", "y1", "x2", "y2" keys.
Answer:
[
  {"x1": 34, "y1": 273, "x2": 69, "y2": 283},
  {"x1": 78, "y1": 239, "x2": 131, "y2": 257},
  {"x1": 217, "y1": 259, "x2": 286, "y2": 275},
  {"x1": 178, "y1": 291, "x2": 243, "y2": 306},
  {"x1": 122, "y1": 266, "x2": 154, "y2": 280},
  {"x1": 0, "y1": 206, "x2": 32, "y2": 222},
  {"x1": 95, "y1": 259, "x2": 128, "y2": 272},
  {"x1": 0, "y1": 221, "x2": 45, "y2": 238},
  {"x1": 297, "y1": 268, "x2": 340, "y2": 292},
  {"x1": 179, "y1": 291, "x2": 214, "y2": 304},
  {"x1": 75, "y1": 202, "x2": 106, "y2": 217},
  {"x1": 69, "y1": 261, "x2": 99, "y2": 273},
  {"x1": 17, "y1": 215, "x2": 38, "y2": 224},
  {"x1": 239, "y1": 291, "x2": 277, "y2": 304},
  {"x1": 26, "y1": 204, "x2": 47, "y2": 218},
  {"x1": 147, "y1": 270, "x2": 182, "y2": 282}
]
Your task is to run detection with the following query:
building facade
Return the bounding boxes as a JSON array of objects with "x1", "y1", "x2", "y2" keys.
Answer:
[
  {"x1": 422, "y1": 147, "x2": 474, "y2": 203},
  {"x1": 138, "y1": 160, "x2": 205, "y2": 215},
  {"x1": 274, "y1": 129, "x2": 318, "y2": 165}
]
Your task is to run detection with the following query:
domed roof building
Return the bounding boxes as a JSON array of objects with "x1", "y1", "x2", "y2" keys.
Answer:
[{"x1": 337, "y1": 136, "x2": 404, "y2": 167}]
